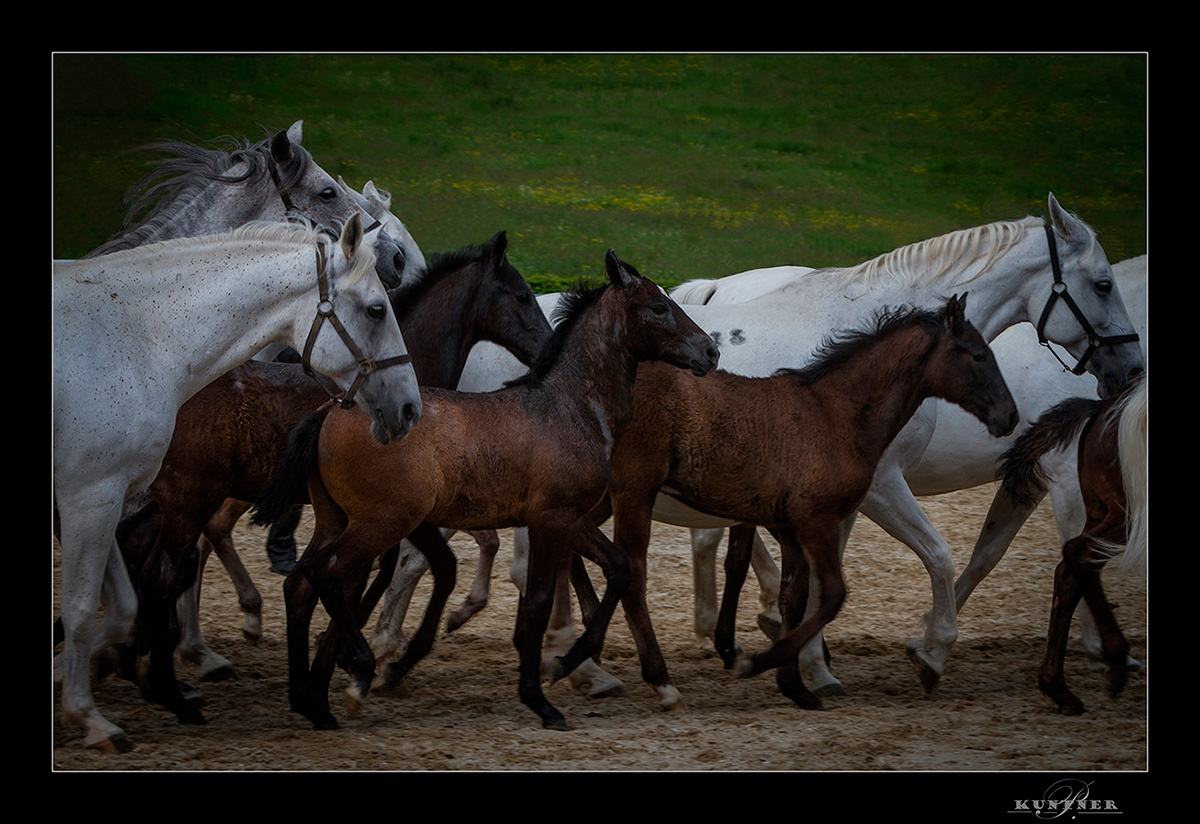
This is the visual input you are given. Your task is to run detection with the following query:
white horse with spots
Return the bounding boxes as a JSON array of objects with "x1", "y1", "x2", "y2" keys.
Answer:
[{"x1": 53, "y1": 217, "x2": 421, "y2": 753}]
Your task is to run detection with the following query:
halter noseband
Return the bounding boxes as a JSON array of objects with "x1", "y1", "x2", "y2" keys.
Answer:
[
  {"x1": 1035, "y1": 224, "x2": 1140, "y2": 376},
  {"x1": 301, "y1": 241, "x2": 411, "y2": 409}
]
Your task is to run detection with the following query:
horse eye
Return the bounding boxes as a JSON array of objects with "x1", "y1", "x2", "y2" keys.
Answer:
[
  {"x1": 319, "y1": 187, "x2": 338, "y2": 202},
  {"x1": 516, "y1": 292, "x2": 531, "y2": 305},
  {"x1": 367, "y1": 304, "x2": 387, "y2": 320},
  {"x1": 650, "y1": 302, "x2": 668, "y2": 316},
  {"x1": 1095, "y1": 279, "x2": 1113, "y2": 295}
]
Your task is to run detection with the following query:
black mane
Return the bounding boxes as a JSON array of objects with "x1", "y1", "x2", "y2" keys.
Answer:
[
  {"x1": 386, "y1": 242, "x2": 488, "y2": 310},
  {"x1": 504, "y1": 279, "x2": 608, "y2": 388},
  {"x1": 776, "y1": 304, "x2": 944, "y2": 385}
]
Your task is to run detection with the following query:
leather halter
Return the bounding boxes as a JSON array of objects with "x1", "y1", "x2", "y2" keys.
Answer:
[
  {"x1": 301, "y1": 241, "x2": 411, "y2": 409},
  {"x1": 1035, "y1": 225, "x2": 1140, "y2": 376}
]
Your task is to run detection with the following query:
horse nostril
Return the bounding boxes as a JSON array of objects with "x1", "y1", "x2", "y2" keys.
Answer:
[
  {"x1": 403, "y1": 403, "x2": 420, "y2": 426},
  {"x1": 393, "y1": 251, "x2": 406, "y2": 276}
]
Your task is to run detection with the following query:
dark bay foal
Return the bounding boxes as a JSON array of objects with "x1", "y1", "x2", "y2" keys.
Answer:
[
  {"x1": 606, "y1": 295, "x2": 1019, "y2": 711},
  {"x1": 252, "y1": 251, "x2": 720, "y2": 731}
]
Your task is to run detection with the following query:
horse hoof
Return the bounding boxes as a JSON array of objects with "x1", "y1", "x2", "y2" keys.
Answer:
[
  {"x1": 344, "y1": 685, "x2": 367, "y2": 717},
  {"x1": 905, "y1": 645, "x2": 942, "y2": 693},
  {"x1": 812, "y1": 681, "x2": 848, "y2": 698},
  {"x1": 757, "y1": 612, "x2": 781, "y2": 642},
  {"x1": 1058, "y1": 698, "x2": 1085, "y2": 716},
  {"x1": 542, "y1": 716, "x2": 572, "y2": 731},
  {"x1": 177, "y1": 707, "x2": 207, "y2": 726},
  {"x1": 86, "y1": 730, "x2": 134, "y2": 754},
  {"x1": 200, "y1": 664, "x2": 238, "y2": 683},
  {"x1": 733, "y1": 656, "x2": 757, "y2": 679}
]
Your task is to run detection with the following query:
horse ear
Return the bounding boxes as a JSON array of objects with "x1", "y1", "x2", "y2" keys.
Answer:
[
  {"x1": 605, "y1": 250, "x2": 639, "y2": 288},
  {"x1": 946, "y1": 292, "x2": 968, "y2": 333},
  {"x1": 488, "y1": 231, "x2": 509, "y2": 263},
  {"x1": 287, "y1": 120, "x2": 304, "y2": 146},
  {"x1": 339, "y1": 213, "x2": 364, "y2": 261},
  {"x1": 270, "y1": 128, "x2": 294, "y2": 166},
  {"x1": 1047, "y1": 192, "x2": 1081, "y2": 243}
]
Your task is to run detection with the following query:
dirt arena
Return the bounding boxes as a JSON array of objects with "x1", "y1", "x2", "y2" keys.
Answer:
[{"x1": 52, "y1": 482, "x2": 1147, "y2": 774}]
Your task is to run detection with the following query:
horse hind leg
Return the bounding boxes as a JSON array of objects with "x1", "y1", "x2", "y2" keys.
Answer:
[
  {"x1": 1039, "y1": 557, "x2": 1086, "y2": 715},
  {"x1": 203, "y1": 505, "x2": 264, "y2": 644},
  {"x1": 446, "y1": 529, "x2": 499, "y2": 632}
]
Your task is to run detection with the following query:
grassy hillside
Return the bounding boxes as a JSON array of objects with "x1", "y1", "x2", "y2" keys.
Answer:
[{"x1": 53, "y1": 53, "x2": 1146, "y2": 292}]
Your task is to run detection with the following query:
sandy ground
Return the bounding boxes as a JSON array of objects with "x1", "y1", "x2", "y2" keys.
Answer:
[{"x1": 52, "y1": 483, "x2": 1147, "y2": 778}]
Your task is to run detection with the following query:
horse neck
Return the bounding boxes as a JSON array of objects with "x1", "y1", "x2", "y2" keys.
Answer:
[
  {"x1": 392, "y1": 263, "x2": 486, "y2": 389},
  {"x1": 839, "y1": 220, "x2": 1050, "y2": 343},
  {"x1": 139, "y1": 239, "x2": 320, "y2": 399},
  {"x1": 540, "y1": 293, "x2": 641, "y2": 434},
  {"x1": 808, "y1": 326, "x2": 940, "y2": 457}
]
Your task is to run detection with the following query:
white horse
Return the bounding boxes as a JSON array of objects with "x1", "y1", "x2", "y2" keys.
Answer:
[
  {"x1": 172, "y1": 177, "x2": 429, "y2": 682},
  {"x1": 53, "y1": 217, "x2": 422, "y2": 753},
  {"x1": 85, "y1": 120, "x2": 418, "y2": 291},
  {"x1": 681, "y1": 255, "x2": 1146, "y2": 691},
  {"x1": 370, "y1": 194, "x2": 1145, "y2": 703}
]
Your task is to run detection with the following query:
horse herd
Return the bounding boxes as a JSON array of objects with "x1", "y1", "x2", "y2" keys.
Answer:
[{"x1": 52, "y1": 120, "x2": 1148, "y2": 755}]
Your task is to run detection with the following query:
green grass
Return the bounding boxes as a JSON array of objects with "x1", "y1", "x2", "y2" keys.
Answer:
[{"x1": 53, "y1": 53, "x2": 1146, "y2": 293}]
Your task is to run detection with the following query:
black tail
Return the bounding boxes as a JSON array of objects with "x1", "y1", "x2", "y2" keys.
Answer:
[
  {"x1": 997, "y1": 396, "x2": 1100, "y2": 507},
  {"x1": 251, "y1": 406, "x2": 332, "y2": 527}
]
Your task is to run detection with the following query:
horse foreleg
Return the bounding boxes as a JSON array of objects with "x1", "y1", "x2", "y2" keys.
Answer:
[
  {"x1": 713, "y1": 524, "x2": 755, "y2": 668},
  {"x1": 374, "y1": 524, "x2": 457, "y2": 702},
  {"x1": 548, "y1": 523, "x2": 631, "y2": 690},
  {"x1": 57, "y1": 504, "x2": 138, "y2": 753},
  {"x1": 737, "y1": 525, "x2": 845, "y2": 712},
  {"x1": 611, "y1": 498, "x2": 682, "y2": 711},
  {"x1": 514, "y1": 521, "x2": 574, "y2": 730},
  {"x1": 514, "y1": 528, "x2": 625, "y2": 699},
  {"x1": 549, "y1": 562, "x2": 627, "y2": 699},
  {"x1": 137, "y1": 520, "x2": 208, "y2": 725}
]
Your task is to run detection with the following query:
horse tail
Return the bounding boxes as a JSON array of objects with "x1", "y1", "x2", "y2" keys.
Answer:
[
  {"x1": 251, "y1": 405, "x2": 331, "y2": 527},
  {"x1": 669, "y1": 278, "x2": 719, "y2": 305},
  {"x1": 998, "y1": 396, "x2": 1100, "y2": 508},
  {"x1": 1115, "y1": 378, "x2": 1148, "y2": 573}
]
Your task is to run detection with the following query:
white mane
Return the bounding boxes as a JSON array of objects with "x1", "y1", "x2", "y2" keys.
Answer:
[{"x1": 833, "y1": 216, "x2": 1049, "y2": 290}]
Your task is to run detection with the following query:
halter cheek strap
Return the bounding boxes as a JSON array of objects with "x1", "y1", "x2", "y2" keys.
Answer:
[
  {"x1": 1035, "y1": 225, "x2": 1141, "y2": 376},
  {"x1": 301, "y1": 242, "x2": 412, "y2": 409}
]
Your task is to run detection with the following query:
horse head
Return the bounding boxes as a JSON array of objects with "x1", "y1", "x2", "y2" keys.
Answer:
[
  {"x1": 931, "y1": 294, "x2": 1019, "y2": 438},
  {"x1": 605, "y1": 250, "x2": 720, "y2": 377},
  {"x1": 1034, "y1": 194, "x2": 1145, "y2": 398},
  {"x1": 300, "y1": 214, "x2": 422, "y2": 444}
]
